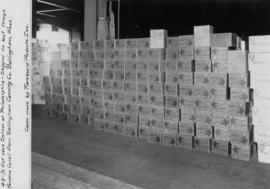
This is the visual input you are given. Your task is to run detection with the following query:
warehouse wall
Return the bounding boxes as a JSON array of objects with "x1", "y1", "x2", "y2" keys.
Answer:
[{"x1": 119, "y1": 1, "x2": 270, "y2": 39}]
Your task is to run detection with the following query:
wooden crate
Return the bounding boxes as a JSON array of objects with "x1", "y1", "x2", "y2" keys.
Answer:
[
  {"x1": 179, "y1": 121, "x2": 195, "y2": 136},
  {"x1": 194, "y1": 137, "x2": 212, "y2": 152}
]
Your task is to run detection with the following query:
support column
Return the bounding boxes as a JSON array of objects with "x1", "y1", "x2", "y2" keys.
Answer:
[{"x1": 84, "y1": 0, "x2": 98, "y2": 41}]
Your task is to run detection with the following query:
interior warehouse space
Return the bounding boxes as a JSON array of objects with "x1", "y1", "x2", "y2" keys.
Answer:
[{"x1": 31, "y1": 0, "x2": 270, "y2": 188}]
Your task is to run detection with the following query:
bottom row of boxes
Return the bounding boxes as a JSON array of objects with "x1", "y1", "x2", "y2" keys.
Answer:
[{"x1": 42, "y1": 107, "x2": 255, "y2": 161}]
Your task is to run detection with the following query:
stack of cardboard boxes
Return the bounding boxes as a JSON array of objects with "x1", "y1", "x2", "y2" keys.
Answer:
[
  {"x1": 249, "y1": 35, "x2": 270, "y2": 163},
  {"x1": 36, "y1": 25, "x2": 257, "y2": 161}
]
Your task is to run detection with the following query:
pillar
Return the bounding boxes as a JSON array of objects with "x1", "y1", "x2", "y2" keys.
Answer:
[{"x1": 84, "y1": 0, "x2": 98, "y2": 41}]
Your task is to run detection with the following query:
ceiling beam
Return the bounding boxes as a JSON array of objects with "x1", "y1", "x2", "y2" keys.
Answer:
[
  {"x1": 37, "y1": 12, "x2": 56, "y2": 18},
  {"x1": 37, "y1": 8, "x2": 68, "y2": 13},
  {"x1": 37, "y1": 0, "x2": 82, "y2": 14}
]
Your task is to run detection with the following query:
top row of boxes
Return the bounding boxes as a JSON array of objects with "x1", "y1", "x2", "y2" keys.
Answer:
[{"x1": 72, "y1": 25, "x2": 241, "y2": 51}]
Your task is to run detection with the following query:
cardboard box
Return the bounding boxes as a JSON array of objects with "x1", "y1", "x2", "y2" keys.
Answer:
[
  {"x1": 103, "y1": 80, "x2": 113, "y2": 90},
  {"x1": 179, "y1": 35, "x2": 194, "y2": 49},
  {"x1": 139, "y1": 115, "x2": 151, "y2": 128},
  {"x1": 125, "y1": 82, "x2": 136, "y2": 93},
  {"x1": 149, "y1": 72, "x2": 165, "y2": 83},
  {"x1": 179, "y1": 97, "x2": 194, "y2": 110},
  {"x1": 177, "y1": 59, "x2": 193, "y2": 72},
  {"x1": 150, "y1": 106, "x2": 164, "y2": 118},
  {"x1": 104, "y1": 122, "x2": 118, "y2": 133},
  {"x1": 104, "y1": 111, "x2": 114, "y2": 122},
  {"x1": 114, "y1": 39, "x2": 126, "y2": 49},
  {"x1": 148, "y1": 49, "x2": 165, "y2": 59},
  {"x1": 179, "y1": 121, "x2": 195, "y2": 136},
  {"x1": 231, "y1": 143, "x2": 251, "y2": 161},
  {"x1": 165, "y1": 108, "x2": 180, "y2": 120},
  {"x1": 230, "y1": 88, "x2": 250, "y2": 102},
  {"x1": 249, "y1": 35, "x2": 270, "y2": 53},
  {"x1": 125, "y1": 93, "x2": 137, "y2": 104},
  {"x1": 164, "y1": 119, "x2": 178, "y2": 133},
  {"x1": 229, "y1": 73, "x2": 250, "y2": 88},
  {"x1": 248, "y1": 53, "x2": 270, "y2": 73},
  {"x1": 138, "y1": 126, "x2": 149, "y2": 140},
  {"x1": 229, "y1": 116, "x2": 250, "y2": 131},
  {"x1": 114, "y1": 113, "x2": 125, "y2": 125},
  {"x1": 114, "y1": 49, "x2": 125, "y2": 59},
  {"x1": 150, "y1": 117, "x2": 164, "y2": 131},
  {"x1": 137, "y1": 93, "x2": 150, "y2": 105},
  {"x1": 211, "y1": 139, "x2": 230, "y2": 156},
  {"x1": 137, "y1": 38, "x2": 150, "y2": 49},
  {"x1": 137, "y1": 82, "x2": 149, "y2": 94},
  {"x1": 125, "y1": 103, "x2": 138, "y2": 114},
  {"x1": 94, "y1": 119, "x2": 105, "y2": 131},
  {"x1": 164, "y1": 83, "x2": 178, "y2": 96},
  {"x1": 179, "y1": 86, "x2": 194, "y2": 101},
  {"x1": 113, "y1": 123, "x2": 125, "y2": 135},
  {"x1": 93, "y1": 60, "x2": 104, "y2": 70},
  {"x1": 148, "y1": 129, "x2": 162, "y2": 144},
  {"x1": 166, "y1": 48, "x2": 179, "y2": 60},
  {"x1": 114, "y1": 70, "x2": 125, "y2": 81},
  {"x1": 115, "y1": 103, "x2": 126, "y2": 114},
  {"x1": 123, "y1": 125, "x2": 138, "y2": 138},
  {"x1": 162, "y1": 132, "x2": 177, "y2": 147},
  {"x1": 79, "y1": 114, "x2": 89, "y2": 125},
  {"x1": 257, "y1": 144, "x2": 270, "y2": 163},
  {"x1": 194, "y1": 85, "x2": 210, "y2": 100},
  {"x1": 165, "y1": 95, "x2": 178, "y2": 109},
  {"x1": 228, "y1": 100, "x2": 248, "y2": 117},
  {"x1": 211, "y1": 47, "x2": 228, "y2": 60},
  {"x1": 137, "y1": 49, "x2": 149, "y2": 60},
  {"x1": 104, "y1": 50, "x2": 115, "y2": 59},
  {"x1": 212, "y1": 113, "x2": 230, "y2": 128},
  {"x1": 195, "y1": 59, "x2": 211, "y2": 73},
  {"x1": 125, "y1": 60, "x2": 137, "y2": 71},
  {"x1": 194, "y1": 47, "x2": 211, "y2": 60},
  {"x1": 93, "y1": 40, "x2": 104, "y2": 49},
  {"x1": 167, "y1": 37, "x2": 180, "y2": 49},
  {"x1": 103, "y1": 91, "x2": 114, "y2": 101},
  {"x1": 178, "y1": 72, "x2": 193, "y2": 85},
  {"x1": 195, "y1": 122, "x2": 213, "y2": 138},
  {"x1": 194, "y1": 25, "x2": 213, "y2": 47},
  {"x1": 104, "y1": 39, "x2": 114, "y2": 49},
  {"x1": 125, "y1": 38, "x2": 137, "y2": 49},
  {"x1": 104, "y1": 60, "x2": 114, "y2": 70},
  {"x1": 209, "y1": 87, "x2": 227, "y2": 100},
  {"x1": 114, "y1": 60, "x2": 125, "y2": 70},
  {"x1": 114, "y1": 92, "x2": 126, "y2": 102},
  {"x1": 210, "y1": 73, "x2": 227, "y2": 89},
  {"x1": 112, "y1": 81, "x2": 125, "y2": 91},
  {"x1": 125, "y1": 114, "x2": 138, "y2": 127},
  {"x1": 211, "y1": 59, "x2": 228, "y2": 73},
  {"x1": 103, "y1": 101, "x2": 114, "y2": 112},
  {"x1": 150, "y1": 94, "x2": 164, "y2": 107},
  {"x1": 194, "y1": 137, "x2": 211, "y2": 152},
  {"x1": 138, "y1": 105, "x2": 151, "y2": 115},
  {"x1": 69, "y1": 113, "x2": 80, "y2": 123},
  {"x1": 149, "y1": 82, "x2": 164, "y2": 94},
  {"x1": 148, "y1": 60, "x2": 162, "y2": 73},
  {"x1": 165, "y1": 60, "x2": 178, "y2": 73},
  {"x1": 228, "y1": 50, "x2": 248, "y2": 73},
  {"x1": 165, "y1": 72, "x2": 179, "y2": 84},
  {"x1": 150, "y1": 29, "x2": 167, "y2": 49},
  {"x1": 103, "y1": 69, "x2": 114, "y2": 80},
  {"x1": 176, "y1": 134, "x2": 193, "y2": 149},
  {"x1": 194, "y1": 73, "x2": 210, "y2": 86},
  {"x1": 210, "y1": 33, "x2": 237, "y2": 47},
  {"x1": 94, "y1": 50, "x2": 105, "y2": 59},
  {"x1": 213, "y1": 126, "x2": 230, "y2": 141},
  {"x1": 230, "y1": 129, "x2": 252, "y2": 146},
  {"x1": 137, "y1": 71, "x2": 149, "y2": 82},
  {"x1": 125, "y1": 49, "x2": 137, "y2": 60}
]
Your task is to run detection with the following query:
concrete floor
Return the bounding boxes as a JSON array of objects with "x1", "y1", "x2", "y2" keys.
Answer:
[
  {"x1": 32, "y1": 106, "x2": 270, "y2": 189},
  {"x1": 32, "y1": 152, "x2": 142, "y2": 189}
]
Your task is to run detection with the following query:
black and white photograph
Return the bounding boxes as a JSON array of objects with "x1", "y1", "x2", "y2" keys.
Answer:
[{"x1": 2, "y1": 0, "x2": 270, "y2": 188}]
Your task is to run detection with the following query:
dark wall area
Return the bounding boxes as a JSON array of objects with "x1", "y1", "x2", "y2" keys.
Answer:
[{"x1": 119, "y1": 0, "x2": 270, "y2": 40}]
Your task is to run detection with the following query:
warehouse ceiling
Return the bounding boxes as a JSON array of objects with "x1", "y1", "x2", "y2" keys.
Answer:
[
  {"x1": 33, "y1": 0, "x2": 270, "y2": 39},
  {"x1": 34, "y1": 0, "x2": 84, "y2": 31}
]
